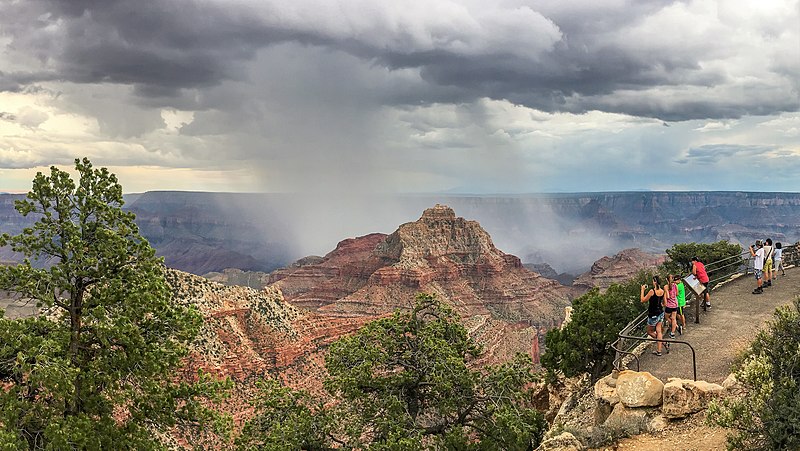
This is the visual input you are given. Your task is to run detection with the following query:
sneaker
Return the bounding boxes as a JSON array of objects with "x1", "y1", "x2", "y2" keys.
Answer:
[
  {"x1": 706, "y1": 303, "x2": 712, "y2": 309},
  {"x1": 652, "y1": 350, "x2": 662, "y2": 357},
  {"x1": 753, "y1": 288, "x2": 763, "y2": 294},
  {"x1": 669, "y1": 332, "x2": 676, "y2": 339}
]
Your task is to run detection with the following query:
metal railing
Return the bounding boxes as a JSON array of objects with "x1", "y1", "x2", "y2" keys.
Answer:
[
  {"x1": 609, "y1": 242, "x2": 798, "y2": 379},
  {"x1": 613, "y1": 333, "x2": 697, "y2": 380}
]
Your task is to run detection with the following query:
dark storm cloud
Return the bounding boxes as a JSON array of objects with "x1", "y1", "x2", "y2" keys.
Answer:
[
  {"x1": 1, "y1": 0, "x2": 798, "y2": 121},
  {"x1": 683, "y1": 144, "x2": 778, "y2": 164}
]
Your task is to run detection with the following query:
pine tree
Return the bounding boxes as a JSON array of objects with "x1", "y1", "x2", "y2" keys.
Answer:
[{"x1": 0, "y1": 158, "x2": 226, "y2": 449}]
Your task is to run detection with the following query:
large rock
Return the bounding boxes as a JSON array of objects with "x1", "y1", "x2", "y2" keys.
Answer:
[
  {"x1": 662, "y1": 378, "x2": 724, "y2": 419},
  {"x1": 593, "y1": 373, "x2": 620, "y2": 424},
  {"x1": 616, "y1": 370, "x2": 664, "y2": 407},
  {"x1": 594, "y1": 374, "x2": 620, "y2": 405},
  {"x1": 603, "y1": 402, "x2": 651, "y2": 436},
  {"x1": 536, "y1": 432, "x2": 584, "y2": 451}
]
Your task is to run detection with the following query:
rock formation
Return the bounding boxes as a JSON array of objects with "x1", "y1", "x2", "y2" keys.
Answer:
[
  {"x1": 269, "y1": 205, "x2": 578, "y2": 366},
  {"x1": 165, "y1": 268, "x2": 380, "y2": 427},
  {"x1": 573, "y1": 248, "x2": 665, "y2": 291}
]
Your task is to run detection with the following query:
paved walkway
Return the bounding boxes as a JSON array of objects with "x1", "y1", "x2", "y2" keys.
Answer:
[{"x1": 633, "y1": 267, "x2": 798, "y2": 384}]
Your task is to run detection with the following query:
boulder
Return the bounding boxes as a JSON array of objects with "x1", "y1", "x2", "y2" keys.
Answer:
[
  {"x1": 722, "y1": 373, "x2": 745, "y2": 396},
  {"x1": 594, "y1": 374, "x2": 620, "y2": 405},
  {"x1": 616, "y1": 370, "x2": 664, "y2": 407},
  {"x1": 536, "y1": 432, "x2": 584, "y2": 451},
  {"x1": 604, "y1": 402, "x2": 651, "y2": 435},
  {"x1": 593, "y1": 373, "x2": 620, "y2": 424},
  {"x1": 662, "y1": 378, "x2": 725, "y2": 419}
]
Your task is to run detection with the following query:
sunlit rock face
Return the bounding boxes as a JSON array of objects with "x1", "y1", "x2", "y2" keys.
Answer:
[
  {"x1": 270, "y1": 205, "x2": 579, "y2": 367},
  {"x1": 167, "y1": 268, "x2": 374, "y2": 415},
  {"x1": 573, "y1": 248, "x2": 666, "y2": 291}
]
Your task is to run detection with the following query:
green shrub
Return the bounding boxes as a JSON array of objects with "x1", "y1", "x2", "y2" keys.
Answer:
[
  {"x1": 661, "y1": 241, "x2": 743, "y2": 286},
  {"x1": 239, "y1": 294, "x2": 547, "y2": 450},
  {"x1": 708, "y1": 298, "x2": 800, "y2": 450},
  {"x1": 541, "y1": 273, "x2": 651, "y2": 382}
]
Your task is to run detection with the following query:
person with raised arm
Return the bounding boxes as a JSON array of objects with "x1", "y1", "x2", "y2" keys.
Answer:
[
  {"x1": 641, "y1": 275, "x2": 667, "y2": 356},
  {"x1": 750, "y1": 240, "x2": 765, "y2": 294}
]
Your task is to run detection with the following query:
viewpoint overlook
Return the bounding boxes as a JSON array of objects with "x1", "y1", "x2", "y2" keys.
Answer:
[{"x1": 2, "y1": 192, "x2": 799, "y2": 450}]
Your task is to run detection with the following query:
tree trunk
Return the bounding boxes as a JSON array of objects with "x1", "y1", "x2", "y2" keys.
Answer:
[{"x1": 67, "y1": 288, "x2": 84, "y2": 416}]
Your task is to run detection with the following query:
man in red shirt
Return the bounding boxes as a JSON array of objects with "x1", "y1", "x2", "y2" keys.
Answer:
[{"x1": 691, "y1": 256, "x2": 711, "y2": 308}]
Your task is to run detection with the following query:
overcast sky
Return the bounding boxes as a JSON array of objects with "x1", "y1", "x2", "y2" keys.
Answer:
[{"x1": 1, "y1": 0, "x2": 799, "y2": 194}]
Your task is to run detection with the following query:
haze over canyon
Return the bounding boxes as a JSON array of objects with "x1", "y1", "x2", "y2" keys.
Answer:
[{"x1": 3, "y1": 191, "x2": 800, "y2": 278}]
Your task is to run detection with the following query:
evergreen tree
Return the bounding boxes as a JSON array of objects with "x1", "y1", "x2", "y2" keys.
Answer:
[
  {"x1": 0, "y1": 158, "x2": 226, "y2": 449},
  {"x1": 238, "y1": 294, "x2": 546, "y2": 450},
  {"x1": 541, "y1": 274, "x2": 650, "y2": 382},
  {"x1": 662, "y1": 241, "x2": 743, "y2": 284}
]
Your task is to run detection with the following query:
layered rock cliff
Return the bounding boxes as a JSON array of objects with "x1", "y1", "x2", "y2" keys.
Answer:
[
  {"x1": 270, "y1": 205, "x2": 579, "y2": 365},
  {"x1": 165, "y1": 268, "x2": 377, "y2": 421},
  {"x1": 573, "y1": 248, "x2": 666, "y2": 291}
]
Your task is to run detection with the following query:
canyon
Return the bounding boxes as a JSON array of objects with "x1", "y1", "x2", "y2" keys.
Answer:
[
  {"x1": 166, "y1": 205, "x2": 585, "y2": 400},
  {"x1": 4, "y1": 191, "x2": 800, "y2": 276}
]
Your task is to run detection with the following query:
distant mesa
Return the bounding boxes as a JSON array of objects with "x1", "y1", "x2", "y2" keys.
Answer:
[{"x1": 4, "y1": 191, "x2": 800, "y2": 278}]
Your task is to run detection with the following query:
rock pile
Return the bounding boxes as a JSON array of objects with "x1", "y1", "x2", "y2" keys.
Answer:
[{"x1": 593, "y1": 370, "x2": 724, "y2": 436}]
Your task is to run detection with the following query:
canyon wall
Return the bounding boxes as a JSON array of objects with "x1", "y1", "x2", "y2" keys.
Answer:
[{"x1": 3, "y1": 191, "x2": 800, "y2": 276}]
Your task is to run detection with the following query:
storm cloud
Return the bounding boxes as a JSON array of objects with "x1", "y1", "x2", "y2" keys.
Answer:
[
  {"x1": 0, "y1": 0, "x2": 798, "y2": 200},
  {"x1": 2, "y1": 0, "x2": 798, "y2": 120}
]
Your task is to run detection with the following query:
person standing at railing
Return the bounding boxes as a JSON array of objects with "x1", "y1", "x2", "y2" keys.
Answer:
[
  {"x1": 749, "y1": 240, "x2": 765, "y2": 295},
  {"x1": 763, "y1": 238, "x2": 774, "y2": 288},
  {"x1": 641, "y1": 275, "x2": 667, "y2": 356},
  {"x1": 675, "y1": 275, "x2": 687, "y2": 334},
  {"x1": 774, "y1": 242, "x2": 785, "y2": 278},
  {"x1": 665, "y1": 274, "x2": 679, "y2": 339},
  {"x1": 691, "y1": 256, "x2": 711, "y2": 309}
]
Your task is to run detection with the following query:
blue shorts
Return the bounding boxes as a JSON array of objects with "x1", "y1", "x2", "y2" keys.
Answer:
[
  {"x1": 647, "y1": 312, "x2": 665, "y2": 327},
  {"x1": 754, "y1": 269, "x2": 763, "y2": 280}
]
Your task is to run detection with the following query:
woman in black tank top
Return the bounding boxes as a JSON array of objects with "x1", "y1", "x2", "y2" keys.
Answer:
[{"x1": 640, "y1": 275, "x2": 666, "y2": 356}]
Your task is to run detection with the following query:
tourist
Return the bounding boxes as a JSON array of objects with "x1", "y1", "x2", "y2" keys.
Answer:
[
  {"x1": 763, "y1": 238, "x2": 774, "y2": 288},
  {"x1": 641, "y1": 275, "x2": 667, "y2": 356},
  {"x1": 675, "y1": 275, "x2": 687, "y2": 334},
  {"x1": 750, "y1": 240, "x2": 765, "y2": 294},
  {"x1": 664, "y1": 274, "x2": 679, "y2": 338},
  {"x1": 774, "y1": 242, "x2": 785, "y2": 278},
  {"x1": 691, "y1": 256, "x2": 711, "y2": 308}
]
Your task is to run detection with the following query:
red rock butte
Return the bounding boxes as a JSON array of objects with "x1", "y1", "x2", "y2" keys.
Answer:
[{"x1": 270, "y1": 204, "x2": 579, "y2": 367}]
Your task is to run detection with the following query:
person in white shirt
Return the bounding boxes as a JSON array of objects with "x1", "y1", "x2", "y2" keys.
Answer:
[
  {"x1": 774, "y1": 242, "x2": 785, "y2": 278},
  {"x1": 749, "y1": 240, "x2": 765, "y2": 294}
]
